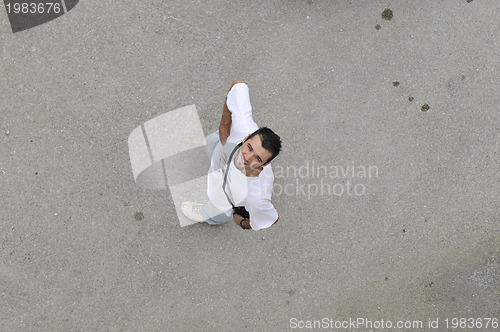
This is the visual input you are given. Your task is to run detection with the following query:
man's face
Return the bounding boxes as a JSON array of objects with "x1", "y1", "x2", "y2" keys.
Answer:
[{"x1": 235, "y1": 134, "x2": 273, "y2": 174}]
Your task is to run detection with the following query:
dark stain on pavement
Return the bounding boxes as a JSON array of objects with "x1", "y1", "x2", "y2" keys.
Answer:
[
  {"x1": 447, "y1": 74, "x2": 468, "y2": 98},
  {"x1": 393, "y1": 81, "x2": 400, "y2": 87},
  {"x1": 382, "y1": 9, "x2": 393, "y2": 21},
  {"x1": 408, "y1": 96, "x2": 414, "y2": 102},
  {"x1": 134, "y1": 212, "x2": 145, "y2": 221},
  {"x1": 421, "y1": 104, "x2": 430, "y2": 112},
  {"x1": 375, "y1": 24, "x2": 381, "y2": 30}
]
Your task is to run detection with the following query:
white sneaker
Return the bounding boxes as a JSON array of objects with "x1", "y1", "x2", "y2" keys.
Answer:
[{"x1": 181, "y1": 201, "x2": 207, "y2": 222}]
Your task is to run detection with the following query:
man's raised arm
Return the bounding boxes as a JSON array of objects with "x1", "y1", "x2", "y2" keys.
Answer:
[{"x1": 219, "y1": 79, "x2": 245, "y2": 145}]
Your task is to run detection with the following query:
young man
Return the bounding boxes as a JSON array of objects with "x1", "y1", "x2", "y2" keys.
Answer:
[{"x1": 181, "y1": 80, "x2": 282, "y2": 230}]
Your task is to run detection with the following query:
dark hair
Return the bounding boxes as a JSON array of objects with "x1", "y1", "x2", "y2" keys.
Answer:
[{"x1": 246, "y1": 127, "x2": 282, "y2": 164}]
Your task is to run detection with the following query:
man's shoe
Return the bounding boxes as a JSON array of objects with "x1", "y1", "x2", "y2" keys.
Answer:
[{"x1": 181, "y1": 201, "x2": 207, "y2": 223}]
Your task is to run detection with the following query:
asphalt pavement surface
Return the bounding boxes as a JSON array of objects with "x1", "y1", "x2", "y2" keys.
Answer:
[{"x1": 1, "y1": 0, "x2": 499, "y2": 331}]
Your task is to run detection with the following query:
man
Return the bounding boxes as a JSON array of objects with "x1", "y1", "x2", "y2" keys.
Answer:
[{"x1": 181, "y1": 80, "x2": 282, "y2": 230}]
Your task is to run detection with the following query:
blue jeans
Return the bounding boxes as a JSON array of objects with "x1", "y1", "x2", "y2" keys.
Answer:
[{"x1": 203, "y1": 131, "x2": 233, "y2": 225}]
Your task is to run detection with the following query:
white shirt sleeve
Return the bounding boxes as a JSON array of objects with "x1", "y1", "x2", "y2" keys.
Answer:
[
  {"x1": 225, "y1": 83, "x2": 259, "y2": 143},
  {"x1": 247, "y1": 198, "x2": 278, "y2": 231},
  {"x1": 245, "y1": 167, "x2": 278, "y2": 230}
]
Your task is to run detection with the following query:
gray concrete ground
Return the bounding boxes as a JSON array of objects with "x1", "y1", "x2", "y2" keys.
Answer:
[{"x1": 1, "y1": 0, "x2": 499, "y2": 331}]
